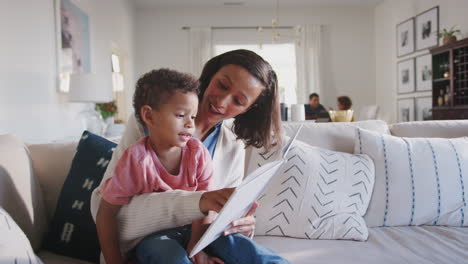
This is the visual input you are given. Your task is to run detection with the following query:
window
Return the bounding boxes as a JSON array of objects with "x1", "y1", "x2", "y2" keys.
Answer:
[
  {"x1": 111, "y1": 53, "x2": 127, "y2": 122},
  {"x1": 214, "y1": 43, "x2": 298, "y2": 104}
]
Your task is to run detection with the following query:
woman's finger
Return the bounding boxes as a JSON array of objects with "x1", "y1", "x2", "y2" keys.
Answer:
[
  {"x1": 209, "y1": 256, "x2": 224, "y2": 264},
  {"x1": 224, "y1": 222, "x2": 254, "y2": 236},
  {"x1": 232, "y1": 215, "x2": 256, "y2": 228},
  {"x1": 244, "y1": 202, "x2": 259, "y2": 217}
]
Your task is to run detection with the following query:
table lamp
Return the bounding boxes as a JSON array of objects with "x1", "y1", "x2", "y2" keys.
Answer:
[{"x1": 69, "y1": 73, "x2": 113, "y2": 135}]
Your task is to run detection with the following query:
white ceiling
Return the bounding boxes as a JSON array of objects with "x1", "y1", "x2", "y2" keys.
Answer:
[{"x1": 133, "y1": 0, "x2": 384, "y2": 9}]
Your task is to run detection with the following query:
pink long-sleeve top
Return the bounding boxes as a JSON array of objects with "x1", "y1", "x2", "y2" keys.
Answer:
[{"x1": 101, "y1": 136, "x2": 214, "y2": 205}]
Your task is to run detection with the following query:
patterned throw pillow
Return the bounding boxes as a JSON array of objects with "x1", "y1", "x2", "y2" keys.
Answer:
[
  {"x1": 250, "y1": 139, "x2": 375, "y2": 241},
  {"x1": 356, "y1": 128, "x2": 468, "y2": 227},
  {"x1": 0, "y1": 207, "x2": 43, "y2": 264},
  {"x1": 43, "y1": 131, "x2": 116, "y2": 263}
]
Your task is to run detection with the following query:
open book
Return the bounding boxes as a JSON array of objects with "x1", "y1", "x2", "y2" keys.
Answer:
[{"x1": 189, "y1": 124, "x2": 304, "y2": 257}]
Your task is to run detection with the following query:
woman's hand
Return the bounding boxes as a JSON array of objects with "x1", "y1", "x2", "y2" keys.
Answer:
[
  {"x1": 199, "y1": 188, "x2": 235, "y2": 214},
  {"x1": 224, "y1": 202, "x2": 259, "y2": 237},
  {"x1": 190, "y1": 251, "x2": 224, "y2": 264}
]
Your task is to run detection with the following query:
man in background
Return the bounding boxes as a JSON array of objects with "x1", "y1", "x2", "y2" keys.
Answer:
[{"x1": 304, "y1": 93, "x2": 328, "y2": 120}]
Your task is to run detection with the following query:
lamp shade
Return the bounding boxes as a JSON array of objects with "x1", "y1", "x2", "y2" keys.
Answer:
[{"x1": 69, "y1": 73, "x2": 113, "y2": 103}]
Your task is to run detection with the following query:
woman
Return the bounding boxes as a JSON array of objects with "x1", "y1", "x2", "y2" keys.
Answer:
[{"x1": 91, "y1": 49, "x2": 283, "y2": 262}]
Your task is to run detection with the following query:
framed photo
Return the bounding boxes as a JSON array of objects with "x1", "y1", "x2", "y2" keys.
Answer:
[
  {"x1": 397, "y1": 18, "x2": 415, "y2": 57},
  {"x1": 55, "y1": 0, "x2": 91, "y2": 92},
  {"x1": 415, "y1": 96, "x2": 433, "y2": 121},
  {"x1": 397, "y1": 58, "x2": 415, "y2": 94},
  {"x1": 415, "y1": 54, "x2": 432, "y2": 91},
  {"x1": 397, "y1": 98, "x2": 415, "y2": 122},
  {"x1": 415, "y1": 6, "x2": 439, "y2": 51}
]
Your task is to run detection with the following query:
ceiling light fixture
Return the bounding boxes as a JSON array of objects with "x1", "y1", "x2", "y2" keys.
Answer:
[{"x1": 257, "y1": 0, "x2": 302, "y2": 48}]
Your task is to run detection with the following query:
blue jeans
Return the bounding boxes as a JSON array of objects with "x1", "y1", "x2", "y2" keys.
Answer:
[{"x1": 134, "y1": 225, "x2": 288, "y2": 264}]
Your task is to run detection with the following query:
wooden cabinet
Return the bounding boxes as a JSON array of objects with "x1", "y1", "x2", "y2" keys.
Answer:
[{"x1": 431, "y1": 37, "x2": 468, "y2": 120}]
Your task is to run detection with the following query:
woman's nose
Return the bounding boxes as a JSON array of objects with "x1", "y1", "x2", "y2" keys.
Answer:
[{"x1": 215, "y1": 94, "x2": 230, "y2": 109}]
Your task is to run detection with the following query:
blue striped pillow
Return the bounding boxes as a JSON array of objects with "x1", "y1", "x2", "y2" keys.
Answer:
[{"x1": 356, "y1": 128, "x2": 467, "y2": 227}]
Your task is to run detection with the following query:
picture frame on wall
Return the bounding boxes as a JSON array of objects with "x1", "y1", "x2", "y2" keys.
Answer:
[
  {"x1": 415, "y1": 6, "x2": 439, "y2": 51},
  {"x1": 415, "y1": 54, "x2": 432, "y2": 91},
  {"x1": 397, "y1": 18, "x2": 415, "y2": 57},
  {"x1": 415, "y1": 96, "x2": 433, "y2": 121},
  {"x1": 55, "y1": 0, "x2": 92, "y2": 92},
  {"x1": 397, "y1": 58, "x2": 415, "y2": 94},
  {"x1": 397, "y1": 97, "x2": 415, "y2": 122}
]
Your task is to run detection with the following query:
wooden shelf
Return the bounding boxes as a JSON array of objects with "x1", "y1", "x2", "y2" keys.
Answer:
[
  {"x1": 431, "y1": 37, "x2": 468, "y2": 120},
  {"x1": 433, "y1": 78, "x2": 450, "y2": 83}
]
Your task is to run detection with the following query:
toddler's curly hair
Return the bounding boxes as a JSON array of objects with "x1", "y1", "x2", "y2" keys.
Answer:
[{"x1": 133, "y1": 68, "x2": 199, "y2": 127}]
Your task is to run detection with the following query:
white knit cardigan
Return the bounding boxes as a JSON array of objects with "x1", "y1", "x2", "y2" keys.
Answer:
[{"x1": 90, "y1": 115, "x2": 246, "y2": 254}]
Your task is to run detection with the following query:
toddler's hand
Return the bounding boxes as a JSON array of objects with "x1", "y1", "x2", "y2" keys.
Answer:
[{"x1": 199, "y1": 187, "x2": 235, "y2": 213}]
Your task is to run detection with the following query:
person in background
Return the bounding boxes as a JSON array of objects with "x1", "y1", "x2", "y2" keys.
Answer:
[
  {"x1": 304, "y1": 93, "x2": 328, "y2": 120},
  {"x1": 337, "y1": 96, "x2": 352, "y2": 110}
]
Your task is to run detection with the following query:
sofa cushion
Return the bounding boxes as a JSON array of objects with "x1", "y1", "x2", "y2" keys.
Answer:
[
  {"x1": 29, "y1": 141, "x2": 78, "y2": 220},
  {"x1": 254, "y1": 226, "x2": 468, "y2": 264},
  {"x1": 390, "y1": 120, "x2": 468, "y2": 138},
  {"x1": 0, "y1": 207, "x2": 43, "y2": 264},
  {"x1": 356, "y1": 128, "x2": 468, "y2": 227},
  {"x1": 0, "y1": 133, "x2": 47, "y2": 251},
  {"x1": 43, "y1": 131, "x2": 116, "y2": 263},
  {"x1": 251, "y1": 139, "x2": 375, "y2": 241}
]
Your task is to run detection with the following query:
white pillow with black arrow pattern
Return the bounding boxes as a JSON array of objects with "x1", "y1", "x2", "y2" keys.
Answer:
[{"x1": 250, "y1": 139, "x2": 375, "y2": 241}]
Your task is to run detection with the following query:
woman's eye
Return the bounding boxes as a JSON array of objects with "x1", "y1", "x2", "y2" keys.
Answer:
[
  {"x1": 176, "y1": 114, "x2": 184, "y2": 118},
  {"x1": 218, "y1": 81, "x2": 227, "y2": 90},
  {"x1": 191, "y1": 116, "x2": 196, "y2": 120},
  {"x1": 234, "y1": 99, "x2": 244, "y2": 106}
]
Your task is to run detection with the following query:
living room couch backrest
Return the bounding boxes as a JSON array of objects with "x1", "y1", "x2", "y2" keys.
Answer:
[
  {"x1": 0, "y1": 133, "x2": 48, "y2": 251},
  {"x1": 28, "y1": 141, "x2": 78, "y2": 221},
  {"x1": 244, "y1": 120, "x2": 390, "y2": 176},
  {"x1": 390, "y1": 120, "x2": 468, "y2": 138}
]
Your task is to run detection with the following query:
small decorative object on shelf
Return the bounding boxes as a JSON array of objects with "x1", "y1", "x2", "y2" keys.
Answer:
[
  {"x1": 430, "y1": 37, "x2": 468, "y2": 120},
  {"x1": 438, "y1": 89, "x2": 444, "y2": 106},
  {"x1": 437, "y1": 25, "x2": 461, "y2": 45}
]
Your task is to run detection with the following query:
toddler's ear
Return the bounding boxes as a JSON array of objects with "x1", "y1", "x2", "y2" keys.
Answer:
[{"x1": 140, "y1": 105, "x2": 154, "y2": 126}]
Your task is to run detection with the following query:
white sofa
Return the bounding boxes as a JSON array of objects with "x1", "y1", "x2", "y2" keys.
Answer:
[{"x1": 1, "y1": 120, "x2": 468, "y2": 264}]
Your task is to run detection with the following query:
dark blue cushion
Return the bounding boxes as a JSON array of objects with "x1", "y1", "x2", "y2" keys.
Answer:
[{"x1": 43, "y1": 131, "x2": 117, "y2": 263}]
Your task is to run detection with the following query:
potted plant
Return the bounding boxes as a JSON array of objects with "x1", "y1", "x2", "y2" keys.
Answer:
[
  {"x1": 438, "y1": 26, "x2": 461, "y2": 45},
  {"x1": 96, "y1": 100, "x2": 118, "y2": 125}
]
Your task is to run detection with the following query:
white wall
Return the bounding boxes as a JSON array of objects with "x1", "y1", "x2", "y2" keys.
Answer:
[
  {"x1": 0, "y1": 0, "x2": 134, "y2": 143},
  {"x1": 375, "y1": 0, "x2": 468, "y2": 123},
  {"x1": 134, "y1": 5, "x2": 376, "y2": 110}
]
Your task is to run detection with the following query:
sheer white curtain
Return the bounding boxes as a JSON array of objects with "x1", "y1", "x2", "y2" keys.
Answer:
[
  {"x1": 295, "y1": 24, "x2": 322, "y2": 103},
  {"x1": 189, "y1": 27, "x2": 212, "y2": 77}
]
